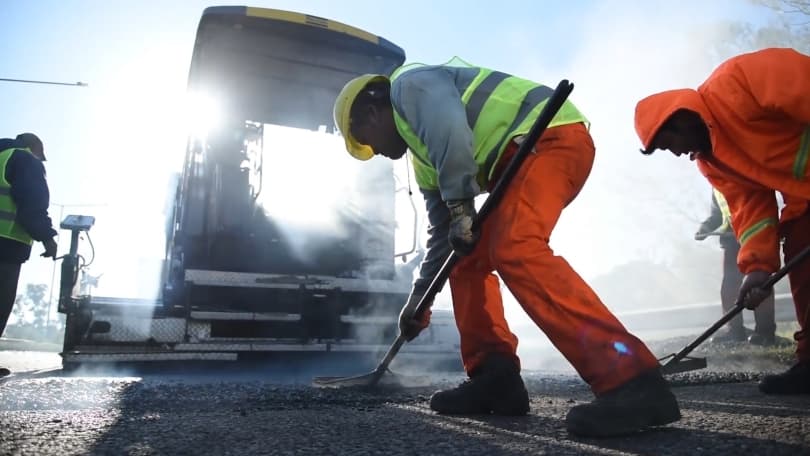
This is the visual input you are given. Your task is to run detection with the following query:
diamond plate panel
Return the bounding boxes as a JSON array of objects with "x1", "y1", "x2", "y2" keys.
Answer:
[
  {"x1": 93, "y1": 316, "x2": 188, "y2": 343},
  {"x1": 186, "y1": 321, "x2": 210, "y2": 341}
]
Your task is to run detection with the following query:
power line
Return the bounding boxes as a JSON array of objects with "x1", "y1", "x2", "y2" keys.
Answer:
[{"x1": 0, "y1": 78, "x2": 88, "y2": 88}]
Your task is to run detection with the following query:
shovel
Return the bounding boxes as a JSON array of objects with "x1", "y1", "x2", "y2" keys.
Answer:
[
  {"x1": 312, "y1": 79, "x2": 576, "y2": 388},
  {"x1": 659, "y1": 243, "x2": 810, "y2": 375}
]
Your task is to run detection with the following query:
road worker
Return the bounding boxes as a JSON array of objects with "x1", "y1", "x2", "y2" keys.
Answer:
[
  {"x1": 0, "y1": 133, "x2": 58, "y2": 377},
  {"x1": 635, "y1": 47, "x2": 810, "y2": 395},
  {"x1": 334, "y1": 57, "x2": 681, "y2": 437},
  {"x1": 695, "y1": 188, "x2": 779, "y2": 345}
]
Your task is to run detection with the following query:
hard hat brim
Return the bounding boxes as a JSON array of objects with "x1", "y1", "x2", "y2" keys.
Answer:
[{"x1": 334, "y1": 74, "x2": 389, "y2": 161}]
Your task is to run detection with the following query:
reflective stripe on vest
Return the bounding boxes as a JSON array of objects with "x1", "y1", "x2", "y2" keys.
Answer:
[
  {"x1": 0, "y1": 147, "x2": 34, "y2": 245},
  {"x1": 713, "y1": 188, "x2": 733, "y2": 233},
  {"x1": 793, "y1": 125, "x2": 810, "y2": 180},
  {"x1": 390, "y1": 57, "x2": 588, "y2": 191}
]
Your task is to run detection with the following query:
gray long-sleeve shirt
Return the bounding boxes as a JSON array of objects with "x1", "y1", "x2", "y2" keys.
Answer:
[{"x1": 390, "y1": 66, "x2": 484, "y2": 292}]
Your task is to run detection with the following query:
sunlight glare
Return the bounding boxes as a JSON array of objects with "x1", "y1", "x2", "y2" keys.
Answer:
[
  {"x1": 259, "y1": 124, "x2": 364, "y2": 228},
  {"x1": 185, "y1": 91, "x2": 223, "y2": 140}
]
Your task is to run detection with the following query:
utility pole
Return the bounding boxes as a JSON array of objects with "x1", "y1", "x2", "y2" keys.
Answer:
[{"x1": 0, "y1": 78, "x2": 88, "y2": 88}]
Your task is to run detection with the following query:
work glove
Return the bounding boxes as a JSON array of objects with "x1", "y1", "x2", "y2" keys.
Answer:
[
  {"x1": 41, "y1": 237, "x2": 58, "y2": 259},
  {"x1": 398, "y1": 287, "x2": 433, "y2": 341},
  {"x1": 694, "y1": 230, "x2": 711, "y2": 241},
  {"x1": 737, "y1": 270, "x2": 772, "y2": 310},
  {"x1": 447, "y1": 199, "x2": 479, "y2": 256},
  {"x1": 694, "y1": 221, "x2": 716, "y2": 241}
]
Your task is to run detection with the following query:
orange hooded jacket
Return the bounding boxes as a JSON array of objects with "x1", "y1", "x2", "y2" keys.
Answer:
[{"x1": 635, "y1": 48, "x2": 810, "y2": 275}]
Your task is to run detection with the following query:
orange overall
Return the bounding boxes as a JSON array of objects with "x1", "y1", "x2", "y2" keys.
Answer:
[
  {"x1": 635, "y1": 48, "x2": 810, "y2": 361},
  {"x1": 448, "y1": 123, "x2": 660, "y2": 395}
]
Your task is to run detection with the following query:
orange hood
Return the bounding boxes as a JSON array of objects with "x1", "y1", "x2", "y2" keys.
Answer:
[{"x1": 634, "y1": 89, "x2": 714, "y2": 153}]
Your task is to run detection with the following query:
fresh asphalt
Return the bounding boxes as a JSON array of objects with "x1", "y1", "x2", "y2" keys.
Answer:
[{"x1": 1, "y1": 336, "x2": 808, "y2": 456}]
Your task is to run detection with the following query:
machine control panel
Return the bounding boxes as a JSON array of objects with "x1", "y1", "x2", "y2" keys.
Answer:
[{"x1": 60, "y1": 214, "x2": 96, "y2": 231}]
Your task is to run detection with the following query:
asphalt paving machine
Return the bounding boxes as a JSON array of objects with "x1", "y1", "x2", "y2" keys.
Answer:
[{"x1": 57, "y1": 6, "x2": 460, "y2": 368}]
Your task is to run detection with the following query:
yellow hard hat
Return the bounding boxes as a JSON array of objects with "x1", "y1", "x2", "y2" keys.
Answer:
[{"x1": 333, "y1": 74, "x2": 389, "y2": 161}]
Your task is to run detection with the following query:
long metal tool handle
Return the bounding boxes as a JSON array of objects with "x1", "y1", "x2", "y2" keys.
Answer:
[
  {"x1": 663, "y1": 243, "x2": 810, "y2": 368},
  {"x1": 366, "y1": 80, "x2": 576, "y2": 385}
]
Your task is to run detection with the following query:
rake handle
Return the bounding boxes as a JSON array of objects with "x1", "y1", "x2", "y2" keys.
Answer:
[
  {"x1": 366, "y1": 80, "x2": 576, "y2": 386},
  {"x1": 663, "y1": 243, "x2": 810, "y2": 368}
]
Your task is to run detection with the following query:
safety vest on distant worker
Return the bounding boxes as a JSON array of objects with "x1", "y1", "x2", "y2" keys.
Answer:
[
  {"x1": 713, "y1": 187, "x2": 733, "y2": 234},
  {"x1": 390, "y1": 57, "x2": 589, "y2": 191},
  {"x1": 0, "y1": 147, "x2": 34, "y2": 245}
]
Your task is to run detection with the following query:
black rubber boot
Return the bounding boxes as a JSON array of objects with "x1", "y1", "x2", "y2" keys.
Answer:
[
  {"x1": 748, "y1": 332, "x2": 793, "y2": 347},
  {"x1": 565, "y1": 370, "x2": 681, "y2": 438},
  {"x1": 429, "y1": 353, "x2": 529, "y2": 416},
  {"x1": 759, "y1": 361, "x2": 810, "y2": 395},
  {"x1": 710, "y1": 326, "x2": 749, "y2": 344},
  {"x1": 747, "y1": 332, "x2": 775, "y2": 346}
]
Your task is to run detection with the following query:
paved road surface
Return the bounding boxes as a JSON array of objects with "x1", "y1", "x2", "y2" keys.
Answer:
[{"x1": 1, "y1": 344, "x2": 808, "y2": 456}]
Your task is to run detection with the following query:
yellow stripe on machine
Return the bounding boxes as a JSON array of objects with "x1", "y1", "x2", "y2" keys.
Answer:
[{"x1": 245, "y1": 7, "x2": 379, "y2": 44}]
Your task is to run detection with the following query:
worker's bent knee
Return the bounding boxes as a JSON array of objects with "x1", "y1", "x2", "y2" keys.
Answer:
[{"x1": 489, "y1": 234, "x2": 552, "y2": 269}]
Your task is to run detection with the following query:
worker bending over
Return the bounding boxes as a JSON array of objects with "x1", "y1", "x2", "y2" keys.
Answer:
[
  {"x1": 334, "y1": 57, "x2": 681, "y2": 437},
  {"x1": 635, "y1": 47, "x2": 810, "y2": 395}
]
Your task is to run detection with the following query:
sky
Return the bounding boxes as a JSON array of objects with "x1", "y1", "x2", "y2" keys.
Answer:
[{"x1": 0, "y1": 0, "x2": 781, "y2": 328}]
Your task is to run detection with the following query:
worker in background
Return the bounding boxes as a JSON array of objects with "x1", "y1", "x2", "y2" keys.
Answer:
[
  {"x1": 635, "y1": 47, "x2": 810, "y2": 395},
  {"x1": 333, "y1": 58, "x2": 680, "y2": 437},
  {"x1": 695, "y1": 188, "x2": 778, "y2": 345},
  {"x1": 0, "y1": 133, "x2": 58, "y2": 377}
]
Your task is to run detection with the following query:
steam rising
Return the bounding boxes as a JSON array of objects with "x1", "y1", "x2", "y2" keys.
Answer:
[
  {"x1": 474, "y1": 1, "x2": 796, "y2": 368},
  {"x1": 258, "y1": 124, "x2": 397, "y2": 277},
  {"x1": 18, "y1": 1, "x2": 799, "y2": 379}
]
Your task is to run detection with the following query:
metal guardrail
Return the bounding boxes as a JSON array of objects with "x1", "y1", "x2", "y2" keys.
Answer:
[
  {"x1": 502, "y1": 293, "x2": 797, "y2": 340},
  {"x1": 614, "y1": 293, "x2": 796, "y2": 332},
  {"x1": 0, "y1": 337, "x2": 61, "y2": 352}
]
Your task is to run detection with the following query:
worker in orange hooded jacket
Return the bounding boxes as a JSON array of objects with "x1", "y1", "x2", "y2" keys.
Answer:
[{"x1": 635, "y1": 47, "x2": 810, "y2": 395}]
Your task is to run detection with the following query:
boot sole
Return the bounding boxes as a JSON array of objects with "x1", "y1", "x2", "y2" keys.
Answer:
[
  {"x1": 431, "y1": 399, "x2": 530, "y2": 416},
  {"x1": 491, "y1": 404, "x2": 530, "y2": 416},
  {"x1": 566, "y1": 400, "x2": 681, "y2": 438},
  {"x1": 429, "y1": 401, "x2": 491, "y2": 415},
  {"x1": 431, "y1": 387, "x2": 530, "y2": 416},
  {"x1": 490, "y1": 389, "x2": 530, "y2": 416},
  {"x1": 431, "y1": 402, "x2": 529, "y2": 416}
]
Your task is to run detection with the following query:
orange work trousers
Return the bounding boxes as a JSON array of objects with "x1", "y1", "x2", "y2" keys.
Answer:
[
  {"x1": 780, "y1": 209, "x2": 810, "y2": 362},
  {"x1": 448, "y1": 122, "x2": 660, "y2": 395}
]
